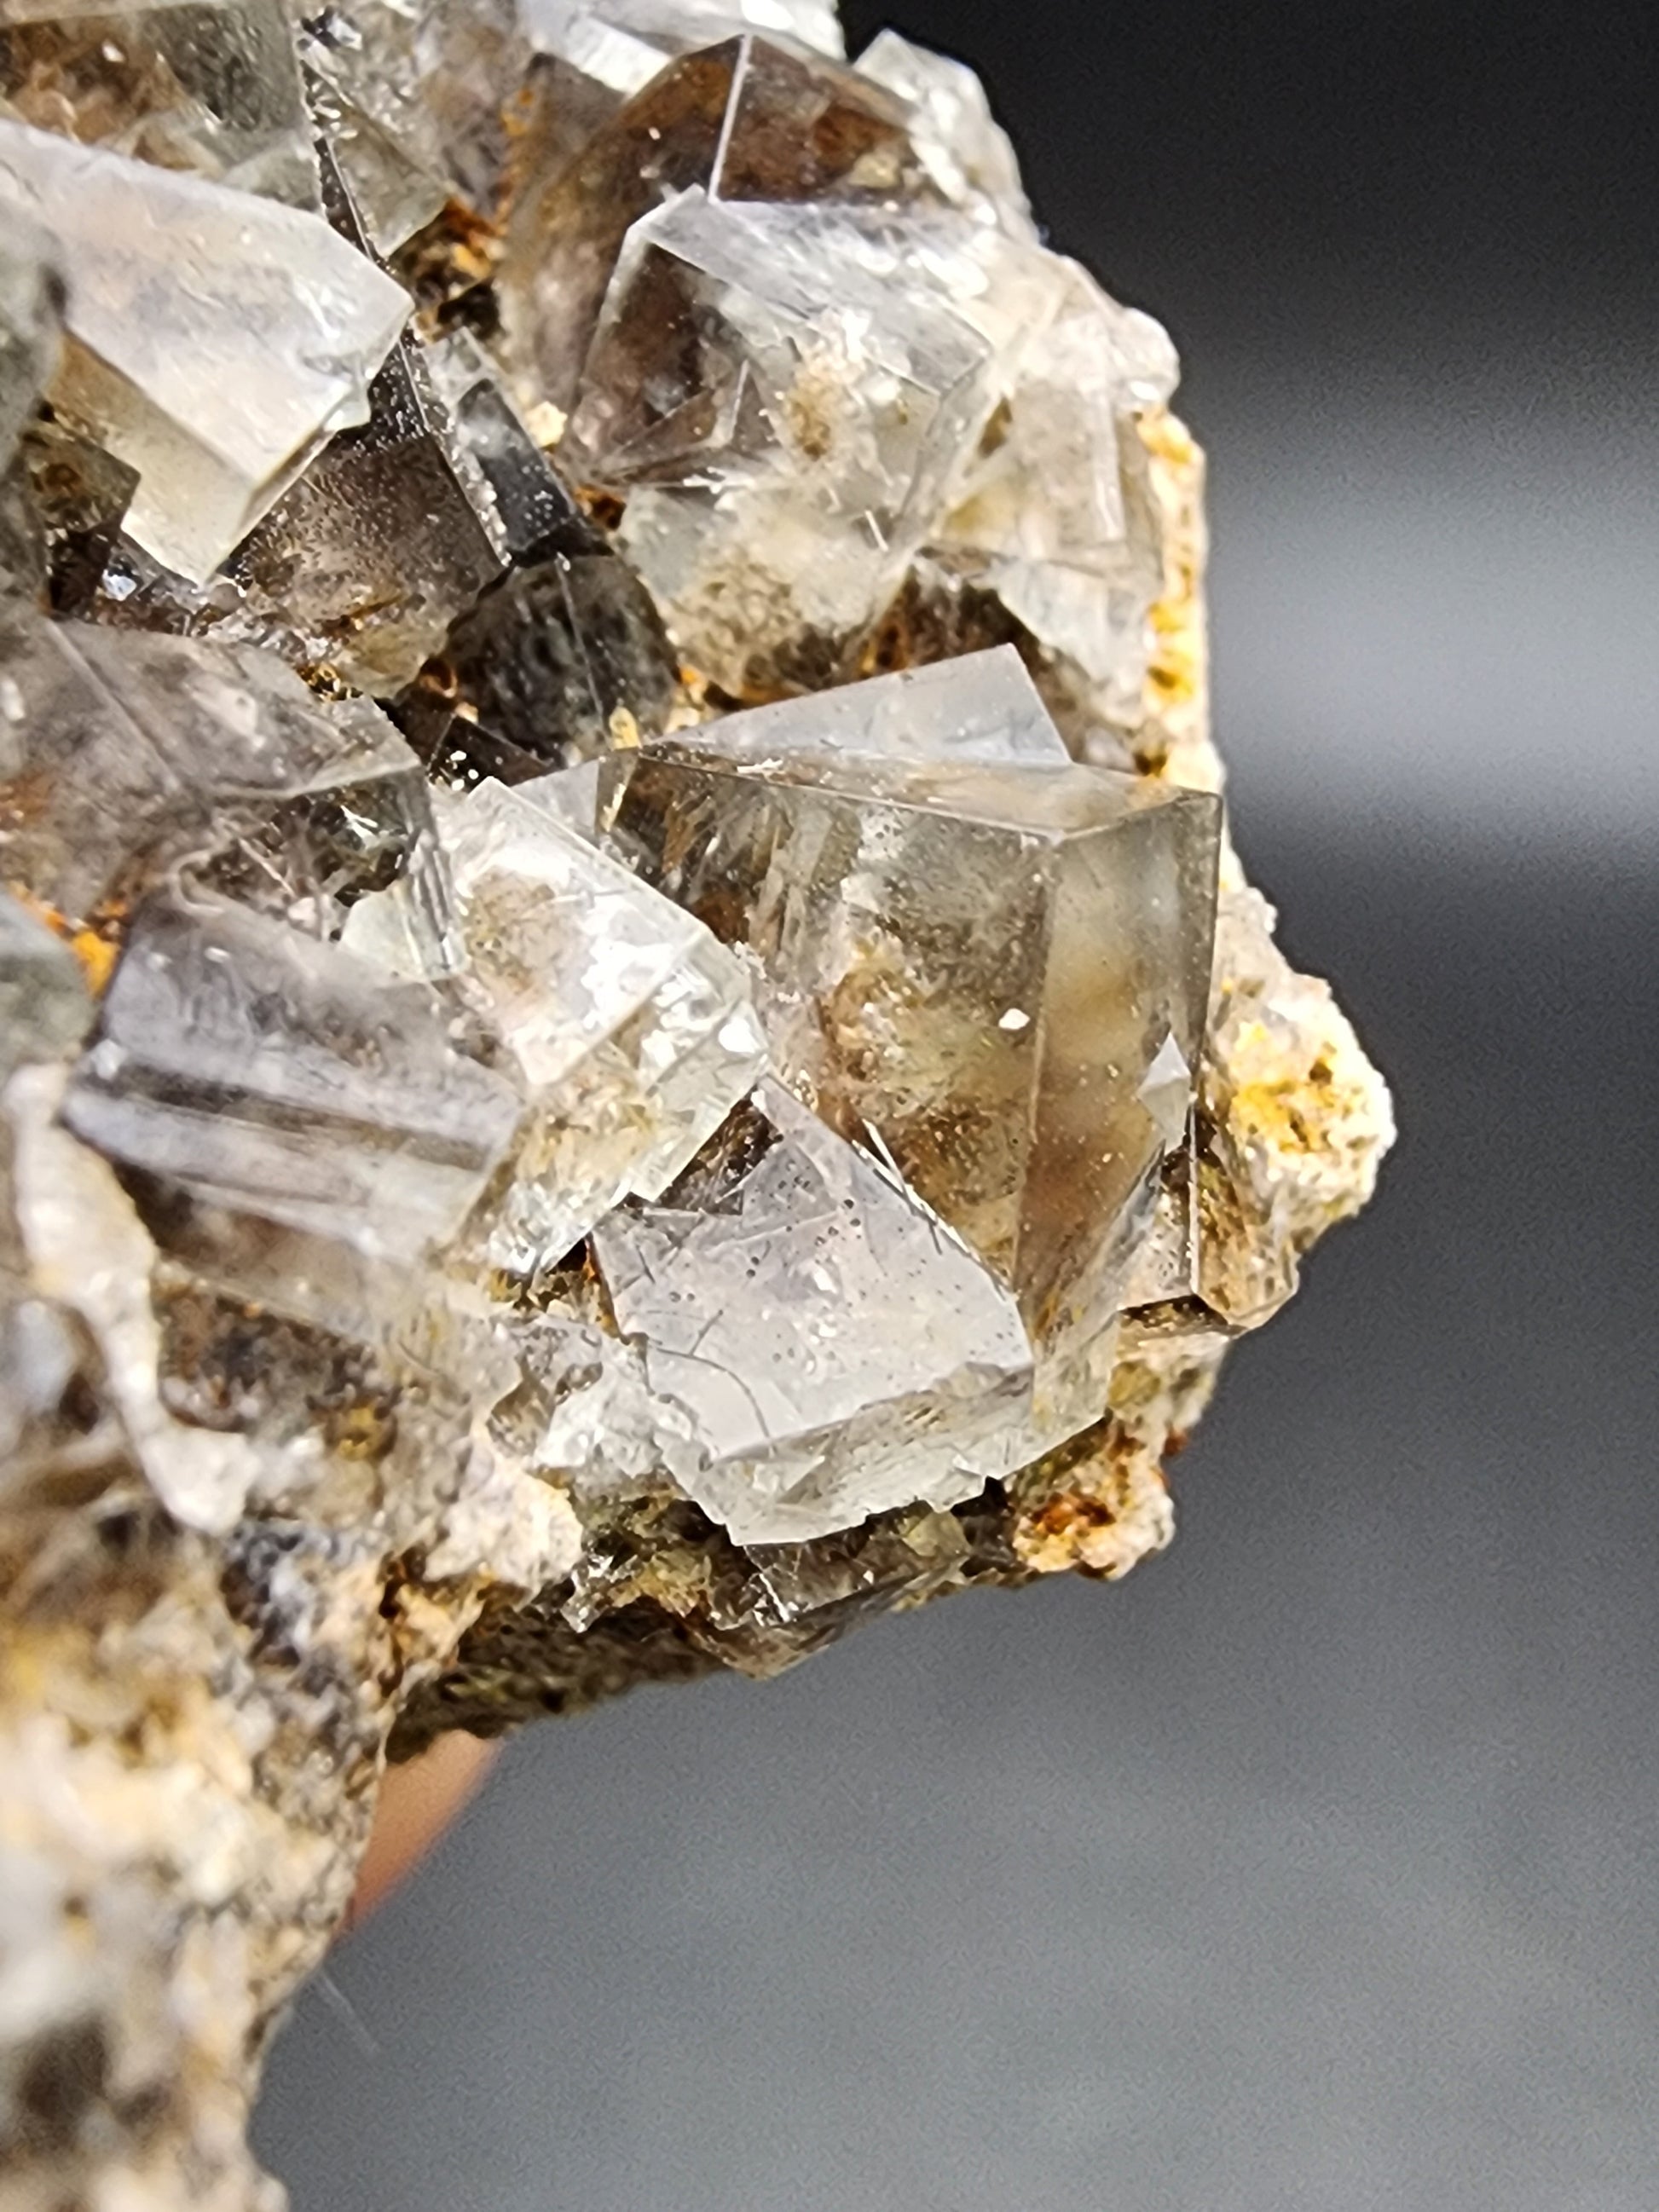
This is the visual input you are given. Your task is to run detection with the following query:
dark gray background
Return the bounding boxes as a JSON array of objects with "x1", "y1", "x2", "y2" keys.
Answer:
[{"x1": 255, "y1": 4, "x2": 1659, "y2": 2204}]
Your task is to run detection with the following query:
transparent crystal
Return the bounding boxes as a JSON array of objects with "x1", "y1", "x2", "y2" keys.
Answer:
[
  {"x1": 0, "y1": 0, "x2": 319, "y2": 211},
  {"x1": 0, "y1": 120, "x2": 409, "y2": 579},
  {"x1": 516, "y1": 0, "x2": 845, "y2": 184},
  {"x1": 0, "y1": 890, "x2": 90, "y2": 1081},
  {"x1": 0, "y1": 221, "x2": 59, "y2": 474},
  {"x1": 298, "y1": 0, "x2": 531, "y2": 244},
  {"x1": 228, "y1": 334, "x2": 506, "y2": 693},
  {"x1": 0, "y1": 606, "x2": 450, "y2": 953},
  {"x1": 516, "y1": 760, "x2": 605, "y2": 840},
  {"x1": 1118, "y1": 1121, "x2": 1202, "y2": 1313},
  {"x1": 567, "y1": 188, "x2": 995, "y2": 693},
  {"x1": 402, "y1": 545, "x2": 680, "y2": 784},
  {"x1": 935, "y1": 259, "x2": 1178, "y2": 714},
  {"x1": 605, "y1": 738, "x2": 1221, "y2": 1449},
  {"x1": 592, "y1": 1081, "x2": 1032, "y2": 1545},
  {"x1": 17, "y1": 418, "x2": 138, "y2": 615},
  {"x1": 423, "y1": 329, "x2": 589, "y2": 563},
  {"x1": 5, "y1": 1061, "x2": 263, "y2": 1531},
  {"x1": 694, "y1": 645, "x2": 1069, "y2": 768},
  {"x1": 410, "y1": 777, "x2": 766, "y2": 1278},
  {"x1": 854, "y1": 30, "x2": 1034, "y2": 238},
  {"x1": 501, "y1": 33, "x2": 936, "y2": 413},
  {"x1": 521, "y1": 0, "x2": 844, "y2": 84},
  {"x1": 489, "y1": 1305, "x2": 706, "y2": 1507},
  {"x1": 61, "y1": 893, "x2": 523, "y2": 1263},
  {"x1": 299, "y1": 49, "x2": 447, "y2": 257}
]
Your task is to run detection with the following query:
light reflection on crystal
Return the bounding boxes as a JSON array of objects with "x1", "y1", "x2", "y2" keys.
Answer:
[
  {"x1": 592, "y1": 1080, "x2": 1032, "y2": 1545},
  {"x1": 0, "y1": 0, "x2": 320, "y2": 209},
  {"x1": 604, "y1": 731, "x2": 1220, "y2": 1452},
  {"x1": 0, "y1": 118, "x2": 408, "y2": 578}
]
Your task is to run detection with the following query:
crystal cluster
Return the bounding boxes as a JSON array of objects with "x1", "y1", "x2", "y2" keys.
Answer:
[{"x1": 0, "y1": 9, "x2": 1391, "y2": 2206}]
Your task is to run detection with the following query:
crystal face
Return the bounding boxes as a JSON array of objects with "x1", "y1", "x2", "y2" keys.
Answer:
[
  {"x1": 591, "y1": 1080, "x2": 1032, "y2": 1544},
  {"x1": 604, "y1": 737, "x2": 1220, "y2": 1448},
  {"x1": 0, "y1": 599, "x2": 448, "y2": 939},
  {"x1": 500, "y1": 33, "x2": 935, "y2": 414},
  {"x1": 62, "y1": 893, "x2": 525, "y2": 1263},
  {"x1": 346, "y1": 774, "x2": 767, "y2": 1277},
  {"x1": 0, "y1": 19, "x2": 1393, "y2": 2196},
  {"x1": 565, "y1": 188, "x2": 995, "y2": 691},
  {"x1": 0, "y1": 0, "x2": 320, "y2": 211},
  {"x1": 0, "y1": 119, "x2": 408, "y2": 578}
]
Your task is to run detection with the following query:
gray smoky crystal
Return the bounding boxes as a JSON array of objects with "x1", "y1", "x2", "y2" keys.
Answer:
[
  {"x1": 604, "y1": 728, "x2": 1221, "y2": 1455},
  {"x1": 0, "y1": 0, "x2": 320, "y2": 210},
  {"x1": 0, "y1": 606, "x2": 448, "y2": 950}
]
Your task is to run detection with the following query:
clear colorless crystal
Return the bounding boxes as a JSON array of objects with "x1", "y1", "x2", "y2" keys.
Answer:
[
  {"x1": 5, "y1": 1060, "x2": 264, "y2": 1531},
  {"x1": 298, "y1": 0, "x2": 530, "y2": 245},
  {"x1": 569, "y1": 188, "x2": 994, "y2": 692},
  {"x1": 592, "y1": 1080, "x2": 1032, "y2": 1545},
  {"x1": 854, "y1": 29, "x2": 1033, "y2": 237},
  {"x1": 501, "y1": 33, "x2": 935, "y2": 414},
  {"x1": 0, "y1": 120, "x2": 408, "y2": 579},
  {"x1": 694, "y1": 645, "x2": 1069, "y2": 768},
  {"x1": 935, "y1": 257, "x2": 1178, "y2": 714},
  {"x1": 416, "y1": 777, "x2": 765, "y2": 1278},
  {"x1": 423, "y1": 329, "x2": 587, "y2": 563},
  {"x1": 61, "y1": 893, "x2": 523, "y2": 1262}
]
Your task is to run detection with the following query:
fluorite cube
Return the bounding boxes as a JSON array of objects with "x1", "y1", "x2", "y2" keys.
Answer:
[
  {"x1": 592, "y1": 1081, "x2": 1032, "y2": 1544},
  {"x1": 0, "y1": 0, "x2": 318, "y2": 211},
  {"x1": 605, "y1": 739, "x2": 1221, "y2": 1448},
  {"x1": 567, "y1": 188, "x2": 994, "y2": 690},
  {"x1": 412, "y1": 778, "x2": 766, "y2": 1278},
  {"x1": 500, "y1": 33, "x2": 935, "y2": 413},
  {"x1": 62, "y1": 893, "x2": 523, "y2": 1265},
  {"x1": 0, "y1": 119, "x2": 408, "y2": 579}
]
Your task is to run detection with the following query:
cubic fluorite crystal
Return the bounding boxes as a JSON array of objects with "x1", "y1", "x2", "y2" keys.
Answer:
[
  {"x1": 592, "y1": 1078, "x2": 1032, "y2": 1544},
  {"x1": 603, "y1": 719, "x2": 1220, "y2": 1457},
  {"x1": 0, "y1": 9, "x2": 1393, "y2": 2205}
]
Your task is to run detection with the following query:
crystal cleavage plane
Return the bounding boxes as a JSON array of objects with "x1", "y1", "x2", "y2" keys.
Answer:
[{"x1": 0, "y1": 9, "x2": 1393, "y2": 2207}]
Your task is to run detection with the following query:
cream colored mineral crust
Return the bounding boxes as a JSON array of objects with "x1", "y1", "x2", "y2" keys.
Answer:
[{"x1": 0, "y1": 9, "x2": 1392, "y2": 2205}]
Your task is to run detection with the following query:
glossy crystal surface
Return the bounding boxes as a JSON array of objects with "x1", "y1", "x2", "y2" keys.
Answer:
[
  {"x1": 0, "y1": 119, "x2": 408, "y2": 577},
  {"x1": 592, "y1": 1080, "x2": 1032, "y2": 1543},
  {"x1": 605, "y1": 738, "x2": 1220, "y2": 1447}
]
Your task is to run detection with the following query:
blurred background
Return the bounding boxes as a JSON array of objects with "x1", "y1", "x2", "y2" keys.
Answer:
[{"x1": 256, "y1": 3, "x2": 1659, "y2": 2206}]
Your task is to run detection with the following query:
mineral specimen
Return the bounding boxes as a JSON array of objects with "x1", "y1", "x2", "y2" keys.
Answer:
[
  {"x1": 0, "y1": 8, "x2": 1393, "y2": 2207},
  {"x1": 369, "y1": 774, "x2": 767, "y2": 1276},
  {"x1": 500, "y1": 33, "x2": 937, "y2": 415}
]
